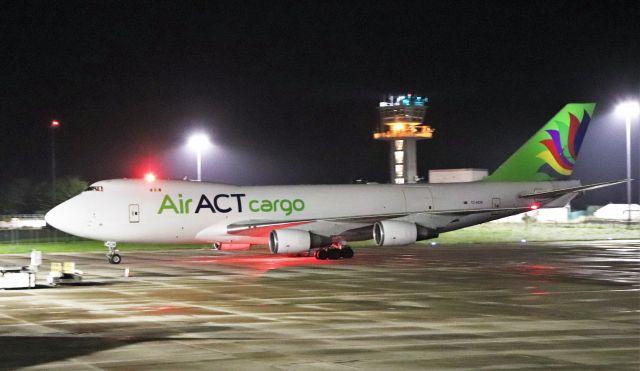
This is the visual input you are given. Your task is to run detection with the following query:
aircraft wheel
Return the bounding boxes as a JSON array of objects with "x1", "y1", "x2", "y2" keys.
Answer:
[
  {"x1": 327, "y1": 248, "x2": 341, "y2": 260},
  {"x1": 109, "y1": 254, "x2": 122, "y2": 264},
  {"x1": 315, "y1": 248, "x2": 328, "y2": 260},
  {"x1": 341, "y1": 246, "x2": 354, "y2": 259}
]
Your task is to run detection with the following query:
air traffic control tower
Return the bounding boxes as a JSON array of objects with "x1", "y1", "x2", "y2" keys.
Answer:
[{"x1": 374, "y1": 94, "x2": 434, "y2": 184}]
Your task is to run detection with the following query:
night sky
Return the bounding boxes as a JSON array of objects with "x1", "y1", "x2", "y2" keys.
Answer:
[{"x1": 2, "y1": 1, "x2": 639, "y2": 207}]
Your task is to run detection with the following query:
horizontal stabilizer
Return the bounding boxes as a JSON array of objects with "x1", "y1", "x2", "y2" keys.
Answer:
[
  {"x1": 519, "y1": 179, "x2": 627, "y2": 199},
  {"x1": 425, "y1": 206, "x2": 533, "y2": 215}
]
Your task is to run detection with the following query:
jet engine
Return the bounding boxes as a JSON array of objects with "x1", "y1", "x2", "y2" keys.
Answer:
[
  {"x1": 373, "y1": 220, "x2": 438, "y2": 246},
  {"x1": 269, "y1": 229, "x2": 331, "y2": 254}
]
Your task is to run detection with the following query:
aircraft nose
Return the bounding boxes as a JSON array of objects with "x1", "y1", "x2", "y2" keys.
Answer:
[{"x1": 45, "y1": 199, "x2": 79, "y2": 234}]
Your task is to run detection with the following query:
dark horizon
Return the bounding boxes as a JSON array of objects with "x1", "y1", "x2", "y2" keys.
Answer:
[{"x1": 1, "y1": 1, "x2": 639, "y2": 208}]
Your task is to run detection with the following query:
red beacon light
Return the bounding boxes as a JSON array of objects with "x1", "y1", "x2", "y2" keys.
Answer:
[
  {"x1": 144, "y1": 172, "x2": 156, "y2": 182},
  {"x1": 51, "y1": 120, "x2": 60, "y2": 127},
  {"x1": 529, "y1": 202, "x2": 541, "y2": 210}
]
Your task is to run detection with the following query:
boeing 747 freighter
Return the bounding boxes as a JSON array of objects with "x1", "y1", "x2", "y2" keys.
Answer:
[{"x1": 45, "y1": 103, "x2": 623, "y2": 263}]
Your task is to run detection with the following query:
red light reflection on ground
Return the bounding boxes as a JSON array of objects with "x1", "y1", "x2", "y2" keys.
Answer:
[
  {"x1": 184, "y1": 254, "x2": 338, "y2": 278},
  {"x1": 529, "y1": 291, "x2": 548, "y2": 295},
  {"x1": 509, "y1": 265, "x2": 556, "y2": 293},
  {"x1": 522, "y1": 265, "x2": 555, "y2": 276}
]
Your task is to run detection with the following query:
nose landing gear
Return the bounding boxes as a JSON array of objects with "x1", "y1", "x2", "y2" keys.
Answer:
[
  {"x1": 105, "y1": 241, "x2": 122, "y2": 264},
  {"x1": 314, "y1": 245, "x2": 354, "y2": 260}
]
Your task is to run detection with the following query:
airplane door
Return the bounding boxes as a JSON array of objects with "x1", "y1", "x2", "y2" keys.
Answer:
[
  {"x1": 129, "y1": 204, "x2": 140, "y2": 223},
  {"x1": 492, "y1": 198, "x2": 501, "y2": 208}
]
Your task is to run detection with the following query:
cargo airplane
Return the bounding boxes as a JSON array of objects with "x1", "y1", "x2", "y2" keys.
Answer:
[{"x1": 46, "y1": 103, "x2": 623, "y2": 264}]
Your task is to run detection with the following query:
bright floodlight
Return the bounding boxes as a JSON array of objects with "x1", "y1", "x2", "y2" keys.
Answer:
[
  {"x1": 187, "y1": 134, "x2": 211, "y2": 151},
  {"x1": 615, "y1": 101, "x2": 640, "y2": 118}
]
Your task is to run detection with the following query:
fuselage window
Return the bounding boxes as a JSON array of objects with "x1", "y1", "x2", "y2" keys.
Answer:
[{"x1": 84, "y1": 186, "x2": 104, "y2": 192}]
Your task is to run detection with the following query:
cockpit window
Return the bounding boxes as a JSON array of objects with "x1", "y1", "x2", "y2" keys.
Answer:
[{"x1": 84, "y1": 186, "x2": 104, "y2": 192}]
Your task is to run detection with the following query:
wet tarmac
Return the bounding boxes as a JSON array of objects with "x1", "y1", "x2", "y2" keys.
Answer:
[{"x1": 0, "y1": 240, "x2": 639, "y2": 370}]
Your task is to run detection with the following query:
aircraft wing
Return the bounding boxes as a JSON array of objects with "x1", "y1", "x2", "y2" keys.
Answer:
[
  {"x1": 519, "y1": 179, "x2": 627, "y2": 199},
  {"x1": 227, "y1": 219, "x2": 316, "y2": 236},
  {"x1": 221, "y1": 179, "x2": 626, "y2": 240},
  {"x1": 226, "y1": 213, "x2": 408, "y2": 237},
  {"x1": 225, "y1": 206, "x2": 533, "y2": 237}
]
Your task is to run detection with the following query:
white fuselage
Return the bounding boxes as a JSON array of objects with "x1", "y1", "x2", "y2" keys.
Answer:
[{"x1": 45, "y1": 178, "x2": 579, "y2": 245}]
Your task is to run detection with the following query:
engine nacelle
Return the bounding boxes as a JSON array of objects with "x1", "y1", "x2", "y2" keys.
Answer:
[
  {"x1": 269, "y1": 229, "x2": 331, "y2": 254},
  {"x1": 373, "y1": 220, "x2": 438, "y2": 246}
]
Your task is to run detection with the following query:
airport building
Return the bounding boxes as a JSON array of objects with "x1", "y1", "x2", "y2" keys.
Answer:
[
  {"x1": 428, "y1": 168, "x2": 488, "y2": 183},
  {"x1": 374, "y1": 94, "x2": 434, "y2": 184}
]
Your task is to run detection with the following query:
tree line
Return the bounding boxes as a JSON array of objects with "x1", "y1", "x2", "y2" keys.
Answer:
[{"x1": 0, "y1": 176, "x2": 87, "y2": 214}]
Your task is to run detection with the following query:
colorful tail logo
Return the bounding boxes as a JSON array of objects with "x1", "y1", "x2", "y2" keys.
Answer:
[
  {"x1": 484, "y1": 103, "x2": 595, "y2": 182},
  {"x1": 536, "y1": 111, "x2": 591, "y2": 178}
]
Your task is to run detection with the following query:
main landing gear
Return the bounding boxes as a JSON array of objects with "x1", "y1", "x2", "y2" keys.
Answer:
[
  {"x1": 105, "y1": 241, "x2": 122, "y2": 264},
  {"x1": 314, "y1": 245, "x2": 354, "y2": 260}
]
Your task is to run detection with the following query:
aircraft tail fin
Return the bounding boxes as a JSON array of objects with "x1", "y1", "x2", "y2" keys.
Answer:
[{"x1": 484, "y1": 103, "x2": 596, "y2": 182}]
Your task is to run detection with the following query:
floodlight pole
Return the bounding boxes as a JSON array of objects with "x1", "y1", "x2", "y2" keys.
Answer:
[
  {"x1": 625, "y1": 115, "x2": 631, "y2": 223},
  {"x1": 51, "y1": 125, "x2": 57, "y2": 205},
  {"x1": 188, "y1": 133, "x2": 210, "y2": 182}
]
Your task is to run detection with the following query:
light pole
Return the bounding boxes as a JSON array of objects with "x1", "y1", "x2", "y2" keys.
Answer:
[
  {"x1": 187, "y1": 134, "x2": 211, "y2": 181},
  {"x1": 615, "y1": 101, "x2": 639, "y2": 223},
  {"x1": 50, "y1": 120, "x2": 60, "y2": 205}
]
